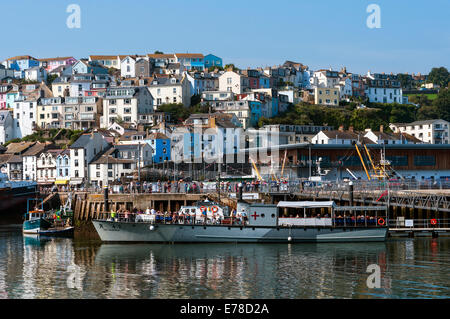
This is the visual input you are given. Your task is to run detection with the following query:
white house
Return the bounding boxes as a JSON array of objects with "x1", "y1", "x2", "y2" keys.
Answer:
[
  {"x1": 36, "y1": 149, "x2": 61, "y2": 185},
  {"x1": 364, "y1": 72, "x2": 403, "y2": 104},
  {"x1": 69, "y1": 132, "x2": 111, "y2": 185},
  {"x1": 88, "y1": 143, "x2": 152, "y2": 187},
  {"x1": 312, "y1": 128, "x2": 367, "y2": 145},
  {"x1": 120, "y1": 55, "x2": 137, "y2": 78},
  {"x1": 13, "y1": 98, "x2": 38, "y2": 138},
  {"x1": 219, "y1": 71, "x2": 248, "y2": 95},
  {"x1": 147, "y1": 76, "x2": 191, "y2": 108},
  {"x1": 336, "y1": 77, "x2": 352, "y2": 99},
  {"x1": 24, "y1": 67, "x2": 47, "y2": 82},
  {"x1": 389, "y1": 119, "x2": 450, "y2": 144},
  {"x1": 101, "y1": 86, "x2": 154, "y2": 128},
  {"x1": 22, "y1": 143, "x2": 53, "y2": 181},
  {"x1": 0, "y1": 110, "x2": 13, "y2": 145},
  {"x1": 310, "y1": 70, "x2": 340, "y2": 89},
  {"x1": 364, "y1": 128, "x2": 421, "y2": 145}
]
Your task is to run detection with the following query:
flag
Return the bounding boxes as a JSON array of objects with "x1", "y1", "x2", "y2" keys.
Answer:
[{"x1": 376, "y1": 190, "x2": 388, "y2": 202}]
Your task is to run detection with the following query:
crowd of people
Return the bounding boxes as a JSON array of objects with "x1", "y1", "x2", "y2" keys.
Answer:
[
  {"x1": 41, "y1": 178, "x2": 295, "y2": 195},
  {"x1": 107, "y1": 206, "x2": 250, "y2": 226}
]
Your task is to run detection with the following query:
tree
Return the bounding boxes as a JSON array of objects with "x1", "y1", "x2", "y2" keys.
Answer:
[
  {"x1": 433, "y1": 88, "x2": 450, "y2": 121},
  {"x1": 154, "y1": 50, "x2": 164, "y2": 54},
  {"x1": 208, "y1": 65, "x2": 224, "y2": 72},
  {"x1": 416, "y1": 105, "x2": 440, "y2": 121},
  {"x1": 428, "y1": 67, "x2": 450, "y2": 88},
  {"x1": 46, "y1": 74, "x2": 58, "y2": 85},
  {"x1": 408, "y1": 94, "x2": 432, "y2": 107},
  {"x1": 157, "y1": 103, "x2": 190, "y2": 123},
  {"x1": 397, "y1": 73, "x2": 413, "y2": 90},
  {"x1": 224, "y1": 64, "x2": 239, "y2": 72},
  {"x1": 190, "y1": 94, "x2": 201, "y2": 107}
]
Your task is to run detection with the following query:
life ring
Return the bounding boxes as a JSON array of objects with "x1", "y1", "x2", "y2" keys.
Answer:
[
  {"x1": 431, "y1": 219, "x2": 437, "y2": 225},
  {"x1": 200, "y1": 206, "x2": 206, "y2": 212},
  {"x1": 378, "y1": 218, "x2": 385, "y2": 226},
  {"x1": 211, "y1": 206, "x2": 219, "y2": 213}
]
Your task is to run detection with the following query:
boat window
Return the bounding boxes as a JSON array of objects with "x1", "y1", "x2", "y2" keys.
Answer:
[{"x1": 261, "y1": 214, "x2": 265, "y2": 218}]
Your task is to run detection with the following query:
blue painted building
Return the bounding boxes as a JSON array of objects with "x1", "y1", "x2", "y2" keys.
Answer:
[
  {"x1": 204, "y1": 54, "x2": 223, "y2": 69},
  {"x1": 249, "y1": 101, "x2": 263, "y2": 127},
  {"x1": 72, "y1": 60, "x2": 108, "y2": 75},
  {"x1": 55, "y1": 149, "x2": 71, "y2": 184},
  {"x1": 147, "y1": 133, "x2": 171, "y2": 163},
  {"x1": 6, "y1": 56, "x2": 39, "y2": 71},
  {"x1": 259, "y1": 75, "x2": 271, "y2": 88}
]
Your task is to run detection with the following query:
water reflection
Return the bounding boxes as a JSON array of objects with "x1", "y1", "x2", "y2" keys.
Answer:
[{"x1": 0, "y1": 225, "x2": 449, "y2": 299}]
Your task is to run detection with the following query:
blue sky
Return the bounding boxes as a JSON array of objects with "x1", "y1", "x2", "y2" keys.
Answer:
[{"x1": 1, "y1": 0, "x2": 449, "y2": 74}]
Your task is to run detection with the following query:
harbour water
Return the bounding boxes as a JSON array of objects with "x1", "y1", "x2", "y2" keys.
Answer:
[{"x1": 0, "y1": 224, "x2": 448, "y2": 299}]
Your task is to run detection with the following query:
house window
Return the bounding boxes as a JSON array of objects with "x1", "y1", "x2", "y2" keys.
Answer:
[
  {"x1": 124, "y1": 99, "x2": 131, "y2": 104},
  {"x1": 75, "y1": 170, "x2": 79, "y2": 177},
  {"x1": 74, "y1": 159, "x2": 79, "y2": 167},
  {"x1": 96, "y1": 172, "x2": 100, "y2": 178}
]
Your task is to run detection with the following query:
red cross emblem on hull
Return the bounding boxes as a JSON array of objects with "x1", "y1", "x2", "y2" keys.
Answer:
[{"x1": 251, "y1": 212, "x2": 260, "y2": 220}]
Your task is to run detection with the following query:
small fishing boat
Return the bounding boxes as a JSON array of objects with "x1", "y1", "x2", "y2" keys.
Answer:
[
  {"x1": 22, "y1": 198, "x2": 74, "y2": 237},
  {"x1": 22, "y1": 208, "x2": 53, "y2": 234}
]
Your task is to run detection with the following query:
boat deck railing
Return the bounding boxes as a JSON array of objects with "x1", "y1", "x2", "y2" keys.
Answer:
[{"x1": 96, "y1": 212, "x2": 392, "y2": 228}]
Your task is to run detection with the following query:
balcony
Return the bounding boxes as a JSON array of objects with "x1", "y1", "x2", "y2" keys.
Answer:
[{"x1": 79, "y1": 113, "x2": 95, "y2": 120}]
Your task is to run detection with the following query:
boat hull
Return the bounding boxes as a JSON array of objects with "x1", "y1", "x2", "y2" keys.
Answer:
[
  {"x1": 92, "y1": 221, "x2": 388, "y2": 243},
  {"x1": 38, "y1": 227, "x2": 74, "y2": 237},
  {"x1": 23, "y1": 218, "x2": 52, "y2": 234},
  {"x1": 0, "y1": 185, "x2": 38, "y2": 224}
]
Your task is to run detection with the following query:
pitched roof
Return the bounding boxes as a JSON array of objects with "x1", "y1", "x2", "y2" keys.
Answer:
[
  {"x1": 148, "y1": 132, "x2": 169, "y2": 139},
  {"x1": 175, "y1": 53, "x2": 204, "y2": 58},
  {"x1": 368, "y1": 131, "x2": 422, "y2": 143},
  {"x1": 5, "y1": 142, "x2": 36, "y2": 154},
  {"x1": 22, "y1": 143, "x2": 50, "y2": 156},
  {"x1": 89, "y1": 147, "x2": 134, "y2": 165},
  {"x1": 0, "y1": 154, "x2": 12, "y2": 165},
  {"x1": 38, "y1": 57, "x2": 74, "y2": 62},
  {"x1": 321, "y1": 130, "x2": 368, "y2": 141},
  {"x1": 89, "y1": 55, "x2": 119, "y2": 60},
  {"x1": 147, "y1": 54, "x2": 175, "y2": 59},
  {"x1": 6, "y1": 154, "x2": 22, "y2": 163},
  {"x1": 70, "y1": 134, "x2": 94, "y2": 149},
  {"x1": 6, "y1": 55, "x2": 37, "y2": 61}
]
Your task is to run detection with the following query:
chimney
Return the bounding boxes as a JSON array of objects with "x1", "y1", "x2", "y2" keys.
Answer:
[
  {"x1": 209, "y1": 116, "x2": 216, "y2": 128},
  {"x1": 338, "y1": 125, "x2": 344, "y2": 132},
  {"x1": 380, "y1": 125, "x2": 384, "y2": 133},
  {"x1": 349, "y1": 126, "x2": 354, "y2": 132}
]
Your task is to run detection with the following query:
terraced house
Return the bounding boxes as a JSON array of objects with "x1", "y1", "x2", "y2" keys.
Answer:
[
  {"x1": 101, "y1": 86, "x2": 154, "y2": 128},
  {"x1": 175, "y1": 53, "x2": 205, "y2": 71},
  {"x1": 147, "y1": 75, "x2": 191, "y2": 108},
  {"x1": 38, "y1": 57, "x2": 77, "y2": 72}
]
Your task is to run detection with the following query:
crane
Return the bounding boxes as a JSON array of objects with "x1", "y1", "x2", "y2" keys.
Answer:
[{"x1": 354, "y1": 143, "x2": 371, "y2": 180}]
